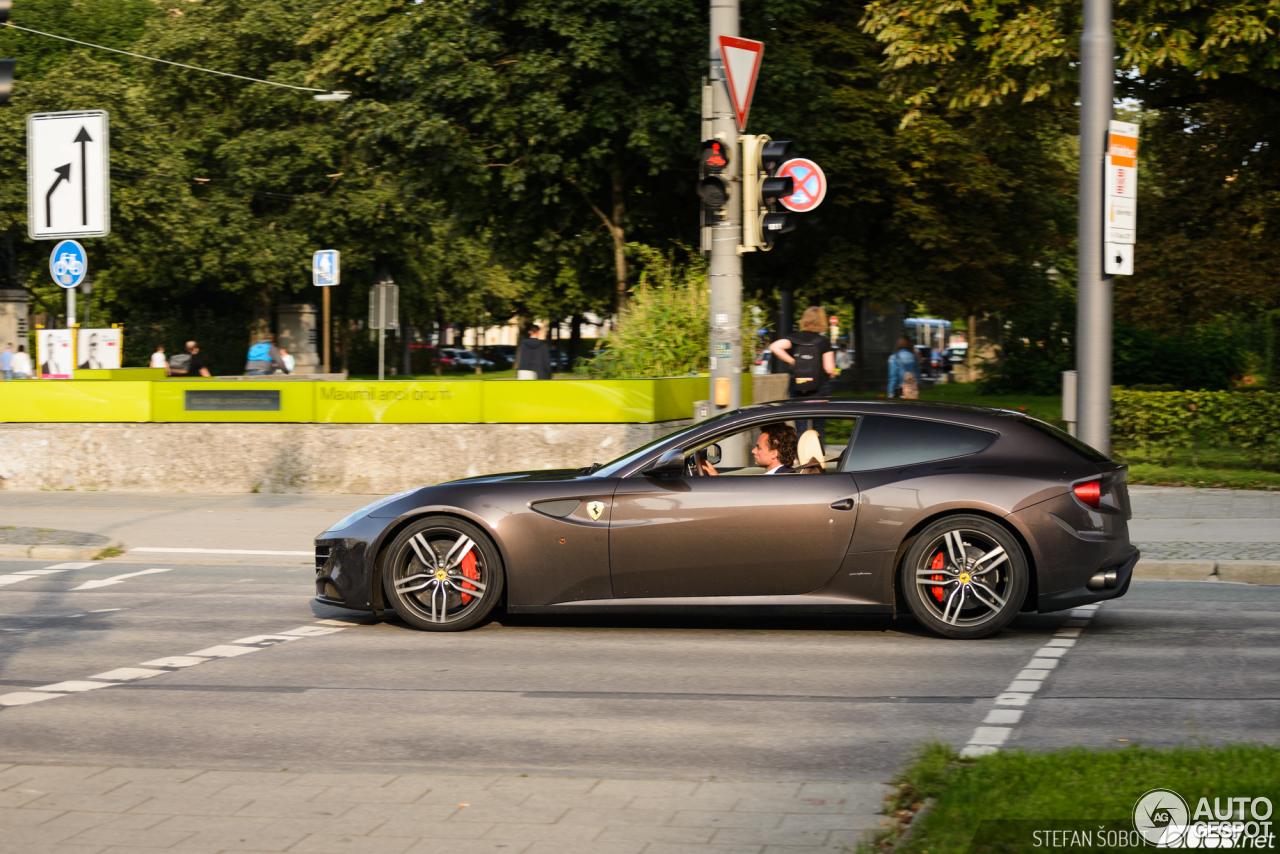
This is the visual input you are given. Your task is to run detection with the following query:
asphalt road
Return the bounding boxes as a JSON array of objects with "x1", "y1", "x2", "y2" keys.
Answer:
[{"x1": 1, "y1": 557, "x2": 1275, "y2": 781}]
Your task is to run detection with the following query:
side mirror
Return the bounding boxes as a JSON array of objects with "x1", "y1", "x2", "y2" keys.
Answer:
[
  {"x1": 642, "y1": 447, "x2": 685, "y2": 476},
  {"x1": 704, "y1": 443, "x2": 722, "y2": 465}
]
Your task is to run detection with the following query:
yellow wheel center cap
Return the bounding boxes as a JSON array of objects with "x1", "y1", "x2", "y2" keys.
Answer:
[
  {"x1": 958, "y1": 572, "x2": 971, "y2": 584},
  {"x1": 435, "y1": 569, "x2": 447, "y2": 581}
]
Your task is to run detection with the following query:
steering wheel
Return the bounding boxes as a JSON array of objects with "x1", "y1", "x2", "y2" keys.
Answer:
[{"x1": 684, "y1": 451, "x2": 701, "y2": 477}]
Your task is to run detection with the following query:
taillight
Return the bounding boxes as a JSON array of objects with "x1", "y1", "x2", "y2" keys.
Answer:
[{"x1": 1073, "y1": 480, "x2": 1102, "y2": 509}]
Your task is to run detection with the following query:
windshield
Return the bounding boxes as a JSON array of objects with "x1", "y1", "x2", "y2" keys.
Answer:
[{"x1": 590, "y1": 411, "x2": 738, "y2": 477}]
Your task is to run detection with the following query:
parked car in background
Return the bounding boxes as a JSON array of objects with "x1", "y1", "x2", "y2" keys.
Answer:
[
  {"x1": 440, "y1": 349, "x2": 494, "y2": 370},
  {"x1": 479, "y1": 345, "x2": 516, "y2": 371}
]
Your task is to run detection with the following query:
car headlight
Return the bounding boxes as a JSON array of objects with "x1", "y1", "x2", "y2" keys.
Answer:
[{"x1": 324, "y1": 489, "x2": 417, "y2": 534}]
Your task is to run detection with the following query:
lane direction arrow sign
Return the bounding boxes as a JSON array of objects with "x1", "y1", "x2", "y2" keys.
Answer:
[
  {"x1": 27, "y1": 110, "x2": 110, "y2": 240},
  {"x1": 71, "y1": 567, "x2": 172, "y2": 591},
  {"x1": 718, "y1": 36, "x2": 764, "y2": 132}
]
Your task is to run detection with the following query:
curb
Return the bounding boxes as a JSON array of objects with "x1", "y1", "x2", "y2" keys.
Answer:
[
  {"x1": 0, "y1": 539, "x2": 122, "y2": 561},
  {"x1": 1135, "y1": 559, "x2": 1280, "y2": 585}
]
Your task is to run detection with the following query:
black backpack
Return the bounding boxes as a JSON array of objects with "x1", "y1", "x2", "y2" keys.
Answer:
[
  {"x1": 790, "y1": 334, "x2": 826, "y2": 389},
  {"x1": 168, "y1": 353, "x2": 192, "y2": 373}
]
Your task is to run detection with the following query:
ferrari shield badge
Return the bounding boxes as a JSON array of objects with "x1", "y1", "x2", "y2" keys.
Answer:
[{"x1": 587, "y1": 501, "x2": 605, "y2": 521}]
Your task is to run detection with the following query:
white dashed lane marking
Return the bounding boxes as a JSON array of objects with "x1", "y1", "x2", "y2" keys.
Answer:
[
  {"x1": 70, "y1": 567, "x2": 172, "y2": 591},
  {"x1": 0, "y1": 620, "x2": 360, "y2": 709},
  {"x1": 960, "y1": 604, "x2": 1100, "y2": 757}
]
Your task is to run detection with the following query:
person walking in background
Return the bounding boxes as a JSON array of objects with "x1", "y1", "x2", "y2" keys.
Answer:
[
  {"x1": 888, "y1": 335, "x2": 919, "y2": 398},
  {"x1": 10, "y1": 345, "x2": 32, "y2": 379},
  {"x1": 245, "y1": 334, "x2": 289, "y2": 375},
  {"x1": 516, "y1": 324, "x2": 553, "y2": 380},
  {"x1": 1, "y1": 343, "x2": 13, "y2": 380},
  {"x1": 769, "y1": 306, "x2": 836, "y2": 442},
  {"x1": 149, "y1": 344, "x2": 169, "y2": 375},
  {"x1": 279, "y1": 347, "x2": 296, "y2": 374},
  {"x1": 835, "y1": 342, "x2": 854, "y2": 372},
  {"x1": 170, "y1": 341, "x2": 212, "y2": 378}
]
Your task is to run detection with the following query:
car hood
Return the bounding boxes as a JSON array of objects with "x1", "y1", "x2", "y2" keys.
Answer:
[{"x1": 443, "y1": 468, "x2": 597, "y2": 485}]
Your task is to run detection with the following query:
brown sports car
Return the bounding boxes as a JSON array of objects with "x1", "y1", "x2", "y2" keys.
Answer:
[{"x1": 314, "y1": 399, "x2": 1137, "y2": 639}]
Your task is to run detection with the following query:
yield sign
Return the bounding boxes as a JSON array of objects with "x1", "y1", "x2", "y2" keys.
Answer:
[{"x1": 719, "y1": 36, "x2": 764, "y2": 132}]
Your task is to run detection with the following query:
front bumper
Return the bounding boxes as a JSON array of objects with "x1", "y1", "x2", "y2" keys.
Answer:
[{"x1": 314, "y1": 536, "x2": 375, "y2": 611}]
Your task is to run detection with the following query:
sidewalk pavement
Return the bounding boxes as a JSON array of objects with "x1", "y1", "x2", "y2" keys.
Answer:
[{"x1": 0, "y1": 763, "x2": 891, "y2": 854}]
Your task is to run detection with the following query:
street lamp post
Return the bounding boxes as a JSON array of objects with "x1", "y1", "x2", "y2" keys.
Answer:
[{"x1": 1076, "y1": 0, "x2": 1115, "y2": 455}]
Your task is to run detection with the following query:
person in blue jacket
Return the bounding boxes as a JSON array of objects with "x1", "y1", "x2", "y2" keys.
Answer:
[
  {"x1": 245, "y1": 334, "x2": 290, "y2": 375},
  {"x1": 888, "y1": 336, "x2": 918, "y2": 397}
]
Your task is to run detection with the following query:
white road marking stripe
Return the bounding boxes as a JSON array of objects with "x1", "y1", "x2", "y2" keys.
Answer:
[
  {"x1": 983, "y1": 709, "x2": 1023, "y2": 725},
  {"x1": 0, "y1": 576, "x2": 33, "y2": 586},
  {"x1": 44, "y1": 562, "x2": 96, "y2": 570},
  {"x1": 1016, "y1": 669, "x2": 1052, "y2": 681},
  {"x1": 15, "y1": 569, "x2": 66, "y2": 576},
  {"x1": 1033, "y1": 647, "x2": 1069, "y2": 658},
  {"x1": 36, "y1": 681, "x2": 118, "y2": 693},
  {"x1": 231, "y1": 635, "x2": 302, "y2": 645},
  {"x1": 187, "y1": 645, "x2": 260, "y2": 658},
  {"x1": 139, "y1": 656, "x2": 209, "y2": 668},
  {"x1": 129, "y1": 547, "x2": 312, "y2": 556},
  {"x1": 1054, "y1": 628, "x2": 1083, "y2": 638},
  {"x1": 89, "y1": 608, "x2": 121, "y2": 613},
  {"x1": 1006, "y1": 680, "x2": 1043, "y2": 693},
  {"x1": 5, "y1": 620, "x2": 352, "y2": 713},
  {"x1": 960, "y1": 745, "x2": 999, "y2": 757},
  {"x1": 995, "y1": 692, "x2": 1032, "y2": 706},
  {"x1": 279, "y1": 626, "x2": 343, "y2": 637},
  {"x1": 1027, "y1": 658, "x2": 1059, "y2": 669},
  {"x1": 89, "y1": 668, "x2": 165, "y2": 681},
  {"x1": 0, "y1": 693, "x2": 65, "y2": 706},
  {"x1": 1043, "y1": 638, "x2": 1077, "y2": 648},
  {"x1": 71, "y1": 568, "x2": 172, "y2": 591},
  {"x1": 968, "y1": 727, "x2": 1011, "y2": 746}
]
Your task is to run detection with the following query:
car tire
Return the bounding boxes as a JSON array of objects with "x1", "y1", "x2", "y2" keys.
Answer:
[
  {"x1": 382, "y1": 517, "x2": 504, "y2": 632},
  {"x1": 900, "y1": 515, "x2": 1028, "y2": 640}
]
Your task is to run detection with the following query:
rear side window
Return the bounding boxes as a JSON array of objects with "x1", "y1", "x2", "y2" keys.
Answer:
[
  {"x1": 842, "y1": 415, "x2": 996, "y2": 472},
  {"x1": 1018, "y1": 417, "x2": 1111, "y2": 463}
]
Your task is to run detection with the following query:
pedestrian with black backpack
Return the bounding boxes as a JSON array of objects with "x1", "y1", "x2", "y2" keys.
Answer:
[{"x1": 769, "y1": 305, "x2": 836, "y2": 443}]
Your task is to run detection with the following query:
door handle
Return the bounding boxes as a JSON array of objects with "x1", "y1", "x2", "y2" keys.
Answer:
[{"x1": 830, "y1": 498, "x2": 855, "y2": 511}]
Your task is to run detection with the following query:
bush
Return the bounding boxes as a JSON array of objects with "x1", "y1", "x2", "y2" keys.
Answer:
[
  {"x1": 1112, "y1": 389, "x2": 1280, "y2": 467},
  {"x1": 581, "y1": 245, "x2": 755, "y2": 379}
]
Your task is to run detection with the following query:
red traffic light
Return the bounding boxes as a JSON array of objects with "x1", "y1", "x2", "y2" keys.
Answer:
[{"x1": 699, "y1": 139, "x2": 730, "y2": 173}]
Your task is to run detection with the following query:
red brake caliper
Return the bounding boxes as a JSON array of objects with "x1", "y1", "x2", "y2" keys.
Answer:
[
  {"x1": 930, "y1": 552, "x2": 946, "y2": 602},
  {"x1": 459, "y1": 551, "x2": 479, "y2": 605}
]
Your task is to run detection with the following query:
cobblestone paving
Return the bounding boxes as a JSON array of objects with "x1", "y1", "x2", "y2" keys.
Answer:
[
  {"x1": 0, "y1": 764, "x2": 892, "y2": 854},
  {"x1": 0, "y1": 526, "x2": 110, "y2": 547},
  {"x1": 1135, "y1": 542, "x2": 1280, "y2": 561}
]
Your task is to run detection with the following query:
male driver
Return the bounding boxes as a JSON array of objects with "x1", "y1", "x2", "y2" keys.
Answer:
[{"x1": 701, "y1": 423, "x2": 797, "y2": 475}]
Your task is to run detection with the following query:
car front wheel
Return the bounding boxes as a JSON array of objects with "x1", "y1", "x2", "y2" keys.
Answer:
[
  {"x1": 383, "y1": 517, "x2": 504, "y2": 632},
  {"x1": 901, "y1": 515, "x2": 1028, "y2": 640}
]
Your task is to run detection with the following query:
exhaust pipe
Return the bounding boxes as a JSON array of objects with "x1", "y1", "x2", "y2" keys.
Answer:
[{"x1": 1087, "y1": 569, "x2": 1119, "y2": 590}]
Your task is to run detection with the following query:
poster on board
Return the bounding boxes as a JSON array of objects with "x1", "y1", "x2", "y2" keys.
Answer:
[
  {"x1": 37, "y1": 329, "x2": 74, "y2": 379},
  {"x1": 76, "y1": 328, "x2": 123, "y2": 370}
]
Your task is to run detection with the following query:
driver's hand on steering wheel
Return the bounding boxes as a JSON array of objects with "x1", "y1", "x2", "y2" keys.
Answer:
[{"x1": 700, "y1": 458, "x2": 719, "y2": 476}]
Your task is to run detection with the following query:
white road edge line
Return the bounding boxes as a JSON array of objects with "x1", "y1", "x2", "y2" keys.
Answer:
[{"x1": 959, "y1": 607, "x2": 1100, "y2": 758}]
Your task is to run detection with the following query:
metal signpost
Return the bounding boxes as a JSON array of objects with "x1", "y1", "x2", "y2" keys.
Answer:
[
  {"x1": 368, "y1": 278, "x2": 399, "y2": 382},
  {"x1": 312, "y1": 250, "x2": 340, "y2": 374},
  {"x1": 1075, "y1": 0, "x2": 1116, "y2": 455}
]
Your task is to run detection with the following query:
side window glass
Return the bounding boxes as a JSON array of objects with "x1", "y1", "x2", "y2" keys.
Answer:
[{"x1": 842, "y1": 415, "x2": 996, "y2": 472}]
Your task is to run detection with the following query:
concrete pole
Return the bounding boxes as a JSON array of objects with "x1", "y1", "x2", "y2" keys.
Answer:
[
  {"x1": 708, "y1": 0, "x2": 746, "y2": 465},
  {"x1": 1076, "y1": 0, "x2": 1114, "y2": 454}
]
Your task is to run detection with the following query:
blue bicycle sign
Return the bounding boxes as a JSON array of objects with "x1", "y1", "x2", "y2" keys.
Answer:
[{"x1": 49, "y1": 239, "x2": 88, "y2": 289}]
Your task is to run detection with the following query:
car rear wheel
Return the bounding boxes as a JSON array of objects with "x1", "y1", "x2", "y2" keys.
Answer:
[
  {"x1": 383, "y1": 518, "x2": 504, "y2": 632},
  {"x1": 901, "y1": 515, "x2": 1028, "y2": 640}
]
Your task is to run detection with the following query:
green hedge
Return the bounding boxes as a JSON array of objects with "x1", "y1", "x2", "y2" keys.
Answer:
[{"x1": 1112, "y1": 390, "x2": 1280, "y2": 466}]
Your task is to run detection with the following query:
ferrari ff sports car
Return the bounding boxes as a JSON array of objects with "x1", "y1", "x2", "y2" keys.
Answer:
[{"x1": 314, "y1": 400, "x2": 1138, "y2": 639}]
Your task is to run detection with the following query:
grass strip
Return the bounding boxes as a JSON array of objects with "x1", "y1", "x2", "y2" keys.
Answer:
[
  {"x1": 1126, "y1": 463, "x2": 1280, "y2": 490},
  {"x1": 865, "y1": 743, "x2": 1280, "y2": 853}
]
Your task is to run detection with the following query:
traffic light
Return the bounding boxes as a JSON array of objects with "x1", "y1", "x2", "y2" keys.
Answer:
[
  {"x1": 741, "y1": 135, "x2": 796, "y2": 251},
  {"x1": 697, "y1": 138, "x2": 731, "y2": 224}
]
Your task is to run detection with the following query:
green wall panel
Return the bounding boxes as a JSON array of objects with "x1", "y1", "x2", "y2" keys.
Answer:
[
  {"x1": 314, "y1": 382, "x2": 482, "y2": 423},
  {"x1": 0, "y1": 381, "x2": 152, "y2": 422}
]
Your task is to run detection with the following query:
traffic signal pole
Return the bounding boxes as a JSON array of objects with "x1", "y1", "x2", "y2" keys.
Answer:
[
  {"x1": 1076, "y1": 0, "x2": 1114, "y2": 455},
  {"x1": 707, "y1": 0, "x2": 746, "y2": 465}
]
